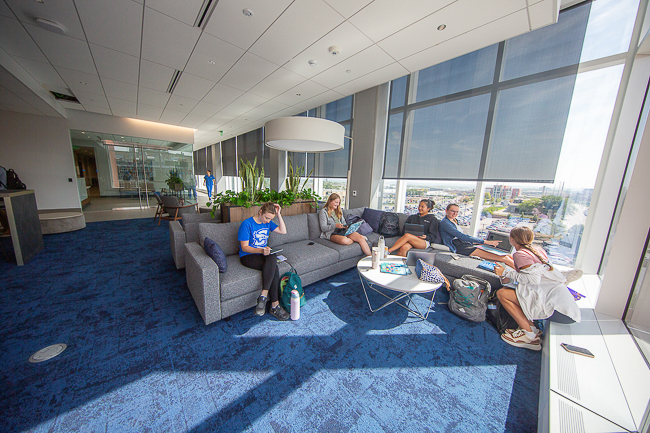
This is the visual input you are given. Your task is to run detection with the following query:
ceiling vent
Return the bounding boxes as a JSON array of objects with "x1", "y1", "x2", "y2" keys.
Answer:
[
  {"x1": 49, "y1": 91, "x2": 80, "y2": 103},
  {"x1": 167, "y1": 70, "x2": 182, "y2": 94},
  {"x1": 194, "y1": 0, "x2": 219, "y2": 30}
]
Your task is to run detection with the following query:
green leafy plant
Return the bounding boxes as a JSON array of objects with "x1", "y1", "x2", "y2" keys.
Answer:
[
  {"x1": 165, "y1": 170, "x2": 183, "y2": 189},
  {"x1": 285, "y1": 155, "x2": 314, "y2": 194},
  {"x1": 239, "y1": 157, "x2": 265, "y2": 203}
]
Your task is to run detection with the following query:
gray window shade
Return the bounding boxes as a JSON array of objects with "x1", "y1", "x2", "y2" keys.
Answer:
[
  {"x1": 206, "y1": 145, "x2": 213, "y2": 174},
  {"x1": 383, "y1": 113, "x2": 404, "y2": 179},
  {"x1": 311, "y1": 124, "x2": 351, "y2": 178},
  {"x1": 323, "y1": 96, "x2": 353, "y2": 122},
  {"x1": 221, "y1": 138, "x2": 237, "y2": 176},
  {"x1": 390, "y1": 76, "x2": 408, "y2": 109},
  {"x1": 237, "y1": 128, "x2": 264, "y2": 171},
  {"x1": 195, "y1": 148, "x2": 207, "y2": 175}
]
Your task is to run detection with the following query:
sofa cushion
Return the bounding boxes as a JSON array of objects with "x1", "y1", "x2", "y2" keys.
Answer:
[
  {"x1": 313, "y1": 238, "x2": 367, "y2": 261},
  {"x1": 279, "y1": 240, "x2": 340, "y2": 274},
  {"x1": 307, "y1": 213, "x2": 321, "y2": 240},
  {"x1": 268, "y1": 213, "x2": 309, "y2": 247},
  {"x1": 183, "y1": 212, "x2": 218, "y2": 243},
  {"x1": 204, "y1": 237, "x2": 227, "y2": 272},
  {"x1": 362, "y1": 207, "x2": 383, "y2": 232},
  {"x1": 398, "y1": 213, "x2": 409, "y2": 234},
  {"x1": 199, "y1": 221, "x2": 241, "y2": 256}
]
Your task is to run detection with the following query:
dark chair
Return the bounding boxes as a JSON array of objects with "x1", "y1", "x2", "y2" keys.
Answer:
[
  {"x1": 153, "y1": 192, "x2": 164, "y2": 222},
  {"x1": 158, "y1": 195, "x2": 198, "y2": 225}
]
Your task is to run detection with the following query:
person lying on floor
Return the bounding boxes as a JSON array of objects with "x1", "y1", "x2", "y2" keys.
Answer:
[
  {"x1": 439, "y1": 203, "x2": 515, "y2": 269},
  {"x1": 494, "y1": 226, "x2": 581, "y2": 351},
  {"x1": 388, "y1": 199, "x2": 441, "y2": 257},
  {"x1": 319, "y1": 193, "x2": 371, "y2": 257}
]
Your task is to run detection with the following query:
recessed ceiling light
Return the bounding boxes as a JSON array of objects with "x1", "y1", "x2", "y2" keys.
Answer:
[
  {"x1": 308, "y1": 59, "x2": 317, "y2": 66},
  {"x1": 296, "y1": 93, "x2": 301, "y2": 96},
  {"x1": 437, "y1": 24, "x2": 446, "y2": 31},
  {"x1": 208, "y1": 60, "x2": 215, "y2": 64},
  {"x1": 243, "y1": 8, "x2": 253, "y2": 17}
]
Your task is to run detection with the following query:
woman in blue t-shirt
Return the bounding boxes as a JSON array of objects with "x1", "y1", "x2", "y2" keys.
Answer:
[
  {"x1": 203, "y1": 170, "x2": 215, "y2": 198},
  {"x1": 238, "y1": 202, "x2": 289, "y2": 320}
]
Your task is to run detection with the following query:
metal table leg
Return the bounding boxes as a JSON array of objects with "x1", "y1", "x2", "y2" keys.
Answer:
[{"x1": 358, "y1": 273, "x2": 437, "y2": 320}]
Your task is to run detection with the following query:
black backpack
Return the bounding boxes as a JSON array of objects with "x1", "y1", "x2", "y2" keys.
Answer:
[
  {"x1": 4, "y1": 168, "x2": 26, "y2": 190},
  {"x1": 378, "y1": 211, "x2": 399, "y2": 237}
]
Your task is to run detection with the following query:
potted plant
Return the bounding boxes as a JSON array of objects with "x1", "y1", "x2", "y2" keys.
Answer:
[{"x1": 165, "y1": 170, "x2": 183, "y2": 192}]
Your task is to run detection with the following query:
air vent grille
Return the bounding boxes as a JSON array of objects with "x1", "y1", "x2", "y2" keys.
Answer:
[
  {"x1": 194, "y1": 0, "x2": 218, "y2": 29},
  {"x1": 167, "y1": 70, "x2": 182, "y2": 94}
]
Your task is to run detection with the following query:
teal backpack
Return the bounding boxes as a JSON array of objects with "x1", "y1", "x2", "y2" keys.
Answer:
[{"x1": 279, "y1": 267, "x2": 305, "y2": 312}]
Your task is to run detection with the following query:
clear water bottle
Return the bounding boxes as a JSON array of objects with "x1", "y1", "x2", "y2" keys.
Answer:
[
  {"x1": 290, "y1": 289, "x2": 300, "y2": 320},
  {"x1": 377, "y1": 236, "x2": 385, "y2": 259}
]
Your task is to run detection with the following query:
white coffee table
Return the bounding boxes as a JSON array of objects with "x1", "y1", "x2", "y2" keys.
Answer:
[{"x1": 357, "y1": 255, "x2": 443, "y2": 320}]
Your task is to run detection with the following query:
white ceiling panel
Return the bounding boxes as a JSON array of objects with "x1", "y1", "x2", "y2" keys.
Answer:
[
  {"x1": 108, "y1": 97, "x2": 136, "y2": 118},
  {"x1": 1, "y1": 102, "x2": 43, "y2": 115},
  {"x1": 0, "y1": 1, "x2": 14, "y2": 18},
  {"x1": 141, "y1": 8, "x2": 201, "y2": 70},
  {"x1": 37, "y1": 103, "x2": 65, "y2": 117},
  {"x1": 184, "y1": 32, "x2": 244, "y2": 82},
  {"x1": 201, "y1": 83, "x2": 243, "y2": 107},
  {"x1": 334, "y1": 62, "x2": 408, "y2": 96},
  {"x1": 243, "y1": 100, "x2": 291, "y2": 118},
  {"x1": 74, "y1": 90, "x2": 110, "y2": 109},
  {"x1": 139, "y1": 60, "x2": 175, "y2": 92},
  {"x1": 136, "y1": 103, "x2": 164, "y2": 121},
  {"x1": 292, "y1": 89, "x2": 345, "y2": 110},
  {"x1": 84, "y1": 105, "x2": 112, "y2": 115},
  {"x1": 75, "y1": 0, "x2": 143, "y2": 57},
  {"x1": 137, "y1": 87, "x2": 170, "y2": 107},
  {"x1": 283, "y1": 22, "x2": 374, "y2": 79},
  {"x1": 218, "y1": 92, "x2": 267, "y2": 118},
  {"x1": 310, "y1": 45, "x2": 395, "y2": 89},
  {"x1": 349, "y1": 0, "x2": 456, "y2": 43},
  {"x1": 248, "y1": 68, "x2": 306, "y2": 100},
  {"x1": 179, "y1": 113, "x2": 209, "y2": 129},
  {"x1": 159, "y1": 109, "x2": 187, "y2": 124},
  {"x1": 5, "y1": 0, "x2": 86, "y2": 40},
  {"x1": 59, "y1": 100, "x2": 85, "y2": 111},
  {"x1": 218, "y1": 53, "x2": 278, "y2": 92},
  {"x1": 166, "y1": 94, "x2": 199, "y2": 113},
  {"x1": 54, "y1": 66, "x2": 104, "y2": 95},
  {"x1": 25, "y1": 24, "x2": 96, "y2": 74},
  {"x1": 145, "y1": 0, "x2": 205, "y2": 26},
  {"x1": 322, "y1": 0, "x2": 374, "y2": 19},
  {"x1": 12, "y1": 57, "x2": 66, "y2": 88},
  {"x1": 203, "y1": 0, "x2": 294, "y2": 50},
  {"x1": 0, "y1": 88, "x2": 33, "y2": 106},
  {"x1": 399, "y1": 9, "x2": 530, "y2": 73},
  {"x1": 0, "y1": 16, "x2": 49, "y2": 62},
  {"x1": 90, "y1": 44, "x2": 140, "y2": 85},
  {"x1": 379, "y1": 0, "x2": 528, "y2": 60},
  {"x1": 529, "y1": 0, "x2": 559, "y2": 30},
  {"x1": 172, "y1": 72, "x2": 215, "y2": 101},
  {"x1": 17, "y1": 92, "x2": 57, "y2": 112},
  {"x1": 249, "y1": 0, "x2": 345, "y2": 66},
  {"x1": 272, "y1": 79, "x2": 329, "y2": 106},
  {"x1": 101, "y1": 77, "x2": 138, "y2": 102},
  {"x1": 189, "y1": 101, "x2": 226, "y2": 117}
]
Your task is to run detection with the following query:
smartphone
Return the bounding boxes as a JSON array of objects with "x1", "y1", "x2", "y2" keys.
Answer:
[
  {"x1": 307, "y1": 241, "x2": 314, "y2": 245},
  {"x1": 560, "y1": 343, "x2": 594, "y2": 358},
  {"x1": 269, "y1": 248, "x2": 283, "y2": 255}
]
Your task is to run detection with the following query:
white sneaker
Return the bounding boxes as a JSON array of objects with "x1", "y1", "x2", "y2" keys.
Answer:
[
  {"x1": 562, "y1": 268, "x2": 583, "y2": 283},
  {"x1": 501, "y1": 328, "x2": 541, "y2": 351}
]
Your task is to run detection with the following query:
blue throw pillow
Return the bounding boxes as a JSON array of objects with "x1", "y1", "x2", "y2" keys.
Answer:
[
  {"x1": 204, "y1": 237, "x2": 227, "y2": 273},
  {"x1": 361, "y1": 207, "x2": 383, "y2": 233}
]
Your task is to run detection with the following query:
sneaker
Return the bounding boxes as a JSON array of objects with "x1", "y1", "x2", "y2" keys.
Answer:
[
  {"x1": 504, "y1": 327, "x2": 543, "y2": 339},
  {"x1": 562, "y1": 268, "x2": 583, "y2": 283},
  {"x1": 501, "y1": 328, "x2": 541, "y2": 351},
  {"x1": 269, "y1": 304, "x2": 290, "y2": 321},
  {"x1": 255, "y1": 295, "x2": 268, "y2": 316}
]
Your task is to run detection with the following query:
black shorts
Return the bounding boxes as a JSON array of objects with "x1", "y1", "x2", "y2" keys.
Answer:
[{"x1": 453, "y1": 239, "x2": 477, "y2": 256}]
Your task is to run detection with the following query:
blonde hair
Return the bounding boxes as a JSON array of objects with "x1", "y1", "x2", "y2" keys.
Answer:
[
  {"x1": 325, "y1": 193, "x2": 343, "y2": 221},
  {"x1": 259, "y1": 202, "x2": 277, "y2": 216},
  {"x1": 509, "y1": 226, "x2": 553, "y2": 270}
]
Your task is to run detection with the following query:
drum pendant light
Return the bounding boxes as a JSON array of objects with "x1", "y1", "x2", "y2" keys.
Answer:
[{"x1": 264, "y1": 117, "x2": 345, "y2": 153}]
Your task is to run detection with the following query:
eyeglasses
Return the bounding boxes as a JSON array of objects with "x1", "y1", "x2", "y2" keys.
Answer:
[{"x1": 448, "y1": 210, "x2": 459, "y2": 214}]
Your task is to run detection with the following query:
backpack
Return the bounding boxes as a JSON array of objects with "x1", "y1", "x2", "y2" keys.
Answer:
[
  {"x1": 3, "y1": 168, "x2": 26, "y2": 190},
  {"x1": 279, "y1": 267, "x2": 306, "y2": 312},
  {"x1": 346, "y1": 214, "x2": 373, "y2": 236},
  {"x1": 485, "y1": 297, "x2": 519, "y2": 333},
  {"x1": 378, "y1": 211, "x2": 399, "y2": 237},
  {"x1": 448, "y1": 274, "x2": 492, "y2": 322}
]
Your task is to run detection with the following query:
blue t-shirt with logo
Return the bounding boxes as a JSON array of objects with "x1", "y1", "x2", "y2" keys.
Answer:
[{"x1": 238, "y1": 216, "x2": 278, "y2": 257}]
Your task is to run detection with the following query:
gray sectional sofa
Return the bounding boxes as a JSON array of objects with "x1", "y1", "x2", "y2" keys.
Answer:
[
  {"x1": 170, "y1": 212, "x2": 220, "y2": 269},
  {"x1": 183, "y1": 207, "x2": 502, "y2": 325}
]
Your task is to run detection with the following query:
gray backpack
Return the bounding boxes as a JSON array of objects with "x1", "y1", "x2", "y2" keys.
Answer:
[{"x1": 448, "y1": 274, "x2": 492, "y2": 323}]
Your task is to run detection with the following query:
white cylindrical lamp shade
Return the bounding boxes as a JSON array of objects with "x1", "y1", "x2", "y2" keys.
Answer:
[{"x1": 264, "y1": 117, "x2": 345, "y2": 153}]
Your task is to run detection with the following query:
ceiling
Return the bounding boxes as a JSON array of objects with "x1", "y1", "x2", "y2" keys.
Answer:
[
  {"x1": 69, "y1": 129, "x2": 192, "y2": 150},
  {"x1": 0, "y1": 0, "x2": 565, "y2": 148}
]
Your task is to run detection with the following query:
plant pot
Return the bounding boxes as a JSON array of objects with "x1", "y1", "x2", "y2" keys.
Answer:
[{"x1": 221, "y1": 200, "x2": 316, "y2": 223}]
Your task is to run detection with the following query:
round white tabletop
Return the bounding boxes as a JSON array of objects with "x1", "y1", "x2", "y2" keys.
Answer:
[{"x1": 357, "y1": 255, "x2": 442, "y2": 293}]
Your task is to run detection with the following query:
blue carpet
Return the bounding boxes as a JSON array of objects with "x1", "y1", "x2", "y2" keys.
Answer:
[{"x1": 0, "y1": 218, "x2": 540, "y2": 432}]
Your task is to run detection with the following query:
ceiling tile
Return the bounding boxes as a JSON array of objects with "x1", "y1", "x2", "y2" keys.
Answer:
[
  {"x1": 244, "y1": 99, "x2": 291, "y2": 118},
  {"x1": 183, "y1": 32, "x2": 244, "y2": 82},
  {"x1": 108, "y1": 97, "x2": 137, "y2": 118},
  {"x1": 334, "y1": 62, "x2": 408, "y2": 96},
  {"x1": 25, "y1": 24, "x2": 96, "y2": 74},
  {"x1": 166, "y1": 94, "x2": 199, "y2": 113},
  {"x1": 54, "y1": 66, "x2": 104, "y2": 95},
  {"x1": 12, "y1": 57, "x2": 66, "y2": 88},
  {"x1": 272, "y1": 79, "x2": 329, "y2": 106},
  {"x1": 310, "y1": 45, "x2": 395, "y2": 89},
  {"x1": 218, "y1": 53, "x2": 278, "y2": 92},
  {"x1": 283, "y1": 22, "x2": 374, "y2": 79},
  {"x1": 0, "y1": 1, "x2": 14, "y2": 18},
  {"x1": 2, "y1": 103, "x2": 45, "y2": 116},
  {"x1": 137, "y1": 87, "x2": 170, "y2": 107},
  {"x1": 90, "y1": 44, "x2": 140, "y2": 85},
  {"x1": 349, "y1": 0, "x2": 456, "y2": 42},
  {"x1": 139, "y1": 60, "x2": 176, "y2": 92},
  {"x1": 248, "y1": 0, "x2": 345, "y2": 66},
  {"x1": 217, "y1": 92, "x2": 267, "y2": 118},
  {"x1": 529, "y1": 0, "x2": 559, "y2": 30},
  {"x1": 75, "y1": 0, "x2": 143, "y2": 57},
  {"x1": 201, "y1": 83, "x2": 243, "y2": 107},
  {"x1": 203, "y1": 0, "x2": 294, "y2": 50},
  {"x1": 378, "y1": 0, "x2": 527, "y2": 60},
  {"x1": 141, "y1": 7, "x2": 201, "y2": 70},
  {"x1": 59, "y1": 100, "x2": 85, "y2": 111},
  {"x1": 159, "y1": 109, "x2": 186, "y2": 124},
  {"x1": 179, "y1": 113, "x2": 209, "y2": 128},
  {"x1": 136, "y1": 103, "x2": 164, "y2": 121},
  {"x1": 248, "y1": 68, "x2": 306, "y2": 100},
  {"x1": 322, "y1": 0, "x2": 373, "y2": 18},
  {"x1": 84, "y1": 105, "x2": 112, "y2": 115},
  {"x1": 74, "y1": 90, "x2": 110, "y2": 109},
  {"x1": 189, "y1": 101, "x2": 224, "y2": 117},
  {"x1": 292, "y1": 88, "x2": 345, "y2": 110},
  {"x1": 101, "y1": 77, "x2": 138, "y2": 102},
  {"x1": 399, "y1": 9, "x2": 530, "y2": 73},
  {"x1": 172, "y1": 72, "x2": 215, "y2": 100},
  {"x1": 0, "y1": 16, "x2": 49, "y2": 62},
  {"x1": 145, "y1": 0, "x2": 205, "y2": 26},
  {"x1": 5, "y1": 0, "x2": 86, "y2": 40}
]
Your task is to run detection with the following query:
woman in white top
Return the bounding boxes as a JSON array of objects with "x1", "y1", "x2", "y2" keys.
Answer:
[
  {"x1": 494, "y1": 226, "x2": 581, "y2": 351},
  {"x1": 319, "y1": 193, "x2": 371, "y2": 256}
]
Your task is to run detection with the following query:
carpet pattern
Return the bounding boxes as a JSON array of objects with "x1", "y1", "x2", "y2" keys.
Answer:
[{"x1": 0, "y1": 218, "x2": 540, "y2": 432}]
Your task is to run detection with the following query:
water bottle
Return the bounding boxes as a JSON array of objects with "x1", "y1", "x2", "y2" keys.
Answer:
[
  {"x1": 378, "y1": 236, "x2": 385, "y2": 259},
  {"x1": 290, "y1": 289, "x2": 300, "y2": 320}
]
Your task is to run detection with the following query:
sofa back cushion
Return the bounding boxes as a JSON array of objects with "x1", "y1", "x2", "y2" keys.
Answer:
[
  {"x1": 398, "y1": 213, "x2": 409, "y2": 234},
  {"x1": 199, "y1": 221, "x2": 241, "y2": 256},
  {"x1": 183, "y1": 212, "x2": 218, "y2": 243},
  {"x1": 307, "y1": 213, "x2": 321, "y2": 240},
  {"x1": 343, "y1": 207, "x2": 364, "y2": 220},
  {"x1": 268, "y1": 213, "x2": 309, "y2": 247},
  {"x1": 362, "y1": 207, "x2": 383, "y2": 232}
]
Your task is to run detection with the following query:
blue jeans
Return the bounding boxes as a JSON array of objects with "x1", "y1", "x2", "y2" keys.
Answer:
[{"x1": 188, "y1": 186, "x2": 196, "y2": 199}]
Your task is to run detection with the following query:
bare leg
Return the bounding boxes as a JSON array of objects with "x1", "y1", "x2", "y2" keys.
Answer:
[
  {"x1": 397, "y1": 243, "x2": 413, "y2": 257},
  {"x1": 497, "y1": 288, "x2": 533, "y2": 332},
  {"x1": 388, "y1": 233, "x2": 428, "y2": 253},
  {"x1": 470, "y1": 250, "x2": 515, "y2": 269},
  {"x1": 330, "y1": 234, "x2": 353, "y2": 246},
  {"x1": 347, "y1": 231, "x2": 371, "y2": 256}
]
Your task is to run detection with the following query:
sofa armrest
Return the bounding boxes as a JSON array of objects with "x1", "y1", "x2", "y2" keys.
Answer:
[
  {"x1": 185, "y1": 242, "x2": 221, "y2": 325},
  {"x1": 429, "y1": 243, "x2": 450, "y2": 252},
  {"x1": 170, "y1": 220, "x2": 186, "y2": 269}
]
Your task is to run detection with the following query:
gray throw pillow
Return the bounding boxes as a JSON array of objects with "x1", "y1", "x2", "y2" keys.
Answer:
[
  {"x1": 362, "y1": 207, "x2": 383, "y2": 233},
  {"x1": 204, "y1": 237, "x2": 227, "y2": 273}
]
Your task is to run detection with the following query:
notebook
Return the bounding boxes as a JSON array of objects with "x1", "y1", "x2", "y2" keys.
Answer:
[
  {"x1": 345, "y1": 221, "x2": 363, "y2": 236},
  {"x1": 404, "y1": 223, "x2": 425, "y2": 236},
  {"x1": 380, "y1": 262, "x2": 412, "y2": 275}
]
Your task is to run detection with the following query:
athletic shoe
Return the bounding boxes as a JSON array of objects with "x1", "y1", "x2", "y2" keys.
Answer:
[
  {"x1": 269, "y1": 304, "x2": 290, "y2": 321},
  {"x1": 501, "y1": 328, "x2": 541, "y2": 351},
  {"x1": 255, "y1": 295, "x2": 268, "y2": 316},
  {"x1": 562, "y1": 268, "x2": 583, "y2": 283},
  {"x1": 504, "y1": 327, "x2": 543, "y2": 339}
]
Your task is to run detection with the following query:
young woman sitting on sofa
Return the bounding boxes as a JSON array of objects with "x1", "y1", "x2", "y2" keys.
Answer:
[
  {"x1": 494, "y1": 226, "x2": 581, "y2": 351},
  {"x1": 319, "y1": 193, "x2": 371, "y2": 256},
  {"x1": 388, "y1": 199, "x2": 441, "y2": 257},
  {"x1": 439, "y1": 203, "x2": 516, "y2": 269},
  {"x1": 238, "y1": 202, "x2": 290, "y2": 321}
]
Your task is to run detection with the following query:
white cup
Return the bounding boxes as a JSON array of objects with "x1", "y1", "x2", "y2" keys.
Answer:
[{"x1": 371, "y1": 247, "x2": 380, "y2": 269}]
